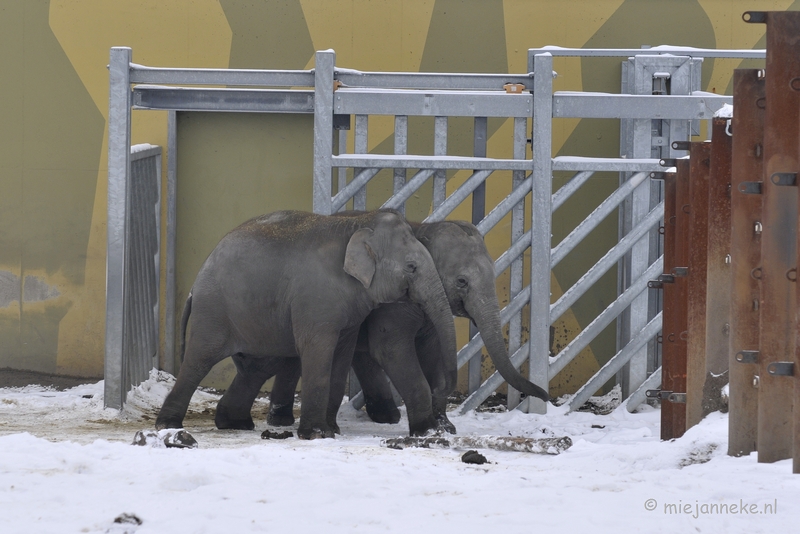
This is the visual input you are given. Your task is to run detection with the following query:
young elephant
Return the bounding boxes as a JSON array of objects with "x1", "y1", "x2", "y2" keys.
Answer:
[
  {"x1": 156, "y1": 210, "x2": 457, "y2": 439},
  {"x1": 223, "y1": 219, "x2": 549, "y2": 433}
]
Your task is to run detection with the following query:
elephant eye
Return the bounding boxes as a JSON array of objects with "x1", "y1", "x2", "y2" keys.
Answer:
[
  {"x1": 456, "y1": 276, "x2": 468, "y2": 288},
  {"x1": 404, "y1": 261, "x2": 417, "y2": 274}
]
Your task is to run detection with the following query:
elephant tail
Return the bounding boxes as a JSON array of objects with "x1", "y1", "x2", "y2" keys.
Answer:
[{"x1": 179, "y1": 291, "x2": 192, "y2": 363}]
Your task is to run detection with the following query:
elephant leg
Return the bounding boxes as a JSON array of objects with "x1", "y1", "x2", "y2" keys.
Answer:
[
  {"x1": 325, "y1": 326, "x2": 360, "y2": 434},
  {"x1": 367, "y1": 310, "x2": 437, "y2": 436},
  {"x1": 295, "y1": 326, "x2": 341, "y2": 440},
  {"x1": 267, "y1": 359, "x2": 302, "y2": 426},
  {"x1": 416, "y1": 319, "x2": 457, "y2": 434},
  {"x1": 215, "y1": 355, "x2": 282, "y2": 430},
  {"x1": 351, "y1": 349, "x2": 400, "y2": 424},
  {"x1": 156, "y1": 333, "x2": 231, "y2": 430}
]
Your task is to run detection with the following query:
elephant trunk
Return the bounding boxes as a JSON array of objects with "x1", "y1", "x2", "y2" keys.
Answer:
[
  {"x1": 468, "y1": 292, "x2": 550, "y2": 402},
  {"x1": 410, "y1": 273, "x2": 458, "y2": 397}
]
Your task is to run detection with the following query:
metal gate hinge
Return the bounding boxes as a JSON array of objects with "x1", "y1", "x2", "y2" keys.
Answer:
[
  {"x1": 648, "y1": 273, "x2": 676, "y2": 289},
  {"x1": 738, "y1": 181, "x2": 763, "y2": 195},
  {"x1": 667, "y1": 393, "x2": 687, "y2": 404},
  {"x1": 646, "y1": 389, "x2": 669, "y2": 400},
  {"x1": 671, "y1": 141, "x2": 692, "y2": 151},
  {"x1": 743, "y1": 11, "x2": 767, "y2": 24},
  {"x1": 767, "y1": 362, "x2": 795, "y2": 376},
  {"x1": 770, "y1": 172, "x2": 797, "y2": 186},
  {"x1": 671, "y1": 267, "x2": 688, "y2": 277},
  {"x1": 660, "y1": 158, "x2": 678, "y2": 168},
  {"x1": 735, "y1": 350, "x2": 758, "y2": 364}
]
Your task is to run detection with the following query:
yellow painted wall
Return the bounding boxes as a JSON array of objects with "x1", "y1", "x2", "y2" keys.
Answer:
[{"x1": 0, "y1": 0, "x2": 794, "y2": 395}]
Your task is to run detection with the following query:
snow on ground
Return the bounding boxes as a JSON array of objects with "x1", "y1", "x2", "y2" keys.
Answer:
[{"x1": 0, "y1": 371, "x2": 798, "y2": 533}]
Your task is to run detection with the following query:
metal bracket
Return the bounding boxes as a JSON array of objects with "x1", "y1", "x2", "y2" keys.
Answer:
[
  {"x1": 770, "y1": 172, "x2": 797, "y2": 186},
  {"x1": 671, "y1": 141, "x2": 692, "y2": 151},
  {"x1": 660, "y1": 158, "x2": 678, "y2": 168},
  {"x1": 648, "y1": 273, "x2": 676, "y2": 289},
  {"x1": 646, "y1": 389, "x2": 670, "y2": 400},
  {"x1": 735, "y1": 350, "x2": 758, "y2": 364},
  {"x1": 742, "y1": 11, "x2": 767, "y2": 24},
  {"x1": 667, "y1": 393, "x2": 687, "y2": 404},
  {"x1": 738, "y1": 181, "x2": 763, "y2": 195},
  {"x1": 503, "y1": 83, "x2": 526, "y2": 94},
  {"x1": 767, "y1": 362, "x2": 795, "y2": 376},
  {"x1": 671, "y1": 267, "x2": 688, "y2": 277}
]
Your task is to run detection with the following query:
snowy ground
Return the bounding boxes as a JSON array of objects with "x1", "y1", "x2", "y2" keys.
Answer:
[{"x1": 0, "y1": 371, "x2": 798, "y2": 533}]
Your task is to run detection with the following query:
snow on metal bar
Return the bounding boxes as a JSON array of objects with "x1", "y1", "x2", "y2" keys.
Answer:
[
  {"x1": 550, "y1": 257, "x2": 664, "y2": 378},
  {"x1": 567, "y1": 312, "x2": 662, "y2": 412},
  {"x1": 550, "y1": 203, "x2": 664, "y2": 322},
  {"x1": 332, "y1": 154, "x2": 533, "y2": 171},
  {"x1": 551, "y1": 171, "x2": 649, "y2": 267},
  {"x1": 129, "y1": 64, "x2": 315, "y2": 87},
  {"x1": 553, "y1": 92, "x2": 732, "y2": 120},
  {"x1": 334, "y1": 69, "x2": 534, "y2": 91},
  {"x1": 132, "y1": 85, "x2": 315, "y2": 113},
  {"x1": 552, "y1": 157, "x2": 667, "y2": 173},
  {"x1": 334, "y1": 88, "x2": 532, "y2": 118},
  {"x1": 529, "y1": 45, "x2": 765, "y2": 59}
]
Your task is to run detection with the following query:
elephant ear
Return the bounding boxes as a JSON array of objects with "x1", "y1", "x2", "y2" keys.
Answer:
[{"x1": 344, "y1": 228, "x2": 377, "y2": 288}]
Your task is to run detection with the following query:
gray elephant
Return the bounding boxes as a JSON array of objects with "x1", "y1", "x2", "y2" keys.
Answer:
[
  {"x1": 221, "y1": 219, "x2": 549, "y2": 433},
  {"x1": 155, "y1": 210, "x2": 457, "y2": 439}
]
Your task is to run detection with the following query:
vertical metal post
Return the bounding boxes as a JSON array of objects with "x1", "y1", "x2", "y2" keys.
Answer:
[
  {"x1": 700, "y1": 118, "x2": 732, "y2": 418},
  {"x1": 105, "y1": 47, "x2": 132, "y2": 410},
  {"x1": 685, "y1": 142, "x2": 710, "y2": 430},
  {"x1": 313, "y1": 50, "x2": 335, "y2": 215},
  {"x1": 336, "y1": 128, "x2": 348, "y2": 210},
  {"x1": 748, "y1": 11, "x2": 799, "y2": 464},
  {"x1": 353, "y1": 115, "x2": 368, "y2": 211},
  {"x1": 468, "y1": 117, "x2": 488, "y2": 394},
  {"x1": 507, "y1": 117, "x2": 527, "y2": 410},
  {"x1": 433, "y1": 117, "x2": 447, "y2": 210},
  {"x1": 393, "y1": 115, "x2": 408, "y2": 216},
  {"x1": 164, "y1": 110, "x2": 177, "y2": 375},
  {"x1": 520, "y1": 53, "x2": 552, "y2": 414},
  {"x1": 728, "y1": 69, "x2": 763, "y2": 457}
]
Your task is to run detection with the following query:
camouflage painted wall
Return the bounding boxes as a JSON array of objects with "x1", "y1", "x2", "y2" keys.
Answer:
[{"x1": 0, "y1": 0, "x2": 793, "y2": 394}]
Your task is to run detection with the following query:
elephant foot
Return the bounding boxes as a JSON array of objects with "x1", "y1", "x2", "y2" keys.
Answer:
[
  {"x1": 408, "y1": 415, "x2": 439, "y2": 437},
  {"x1": 297, "y1": 426, "x2": 336, "y2": 440},
  {"x1": 155, "y1": 413, "x2": 184, "y2": 430},
  {"x1": 364, "y1": 397, "x2": 401, "y2": 424},
  {"x1": 215, "y1": 404, "x2": 255, "y2": 430},
  {"x1": 435, "y1": 413, "x2": 457, "y2": 435},
  {"x1": 267, "y1": 403, "x2": 295, "y2": 427}
]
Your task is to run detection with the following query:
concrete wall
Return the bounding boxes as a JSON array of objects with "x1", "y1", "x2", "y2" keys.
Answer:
[{"x1": 0, "y1": 0, "x2": 792, "y2": 393}]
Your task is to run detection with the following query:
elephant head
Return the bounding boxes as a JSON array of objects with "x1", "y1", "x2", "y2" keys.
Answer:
[
  {"x1": 344, "y1": 211, "x2": 458, "y2": 396},
  {"x1": 415, "y1": 220, "x2": 549, "y2": 401}
]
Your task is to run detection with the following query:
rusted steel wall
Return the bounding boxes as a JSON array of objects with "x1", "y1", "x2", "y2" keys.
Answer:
[
  {"x1": 686, "y1": 143, "x2": 711, "y2": 430},
  {"x1": 728, "y1": 69, "x2": 764, "y2": 458}
]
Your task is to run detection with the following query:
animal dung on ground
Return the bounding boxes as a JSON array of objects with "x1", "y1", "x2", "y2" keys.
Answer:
[
  {"x1": 461, "y1": 450, "x2": 488, "y2": 464},
  {"x1": 261, "y1": 429, "x2": 294, "y2": 440},
  {"x1": 381, "y1": 435, "x2": 573, "y2": 454},
  {"x1": 131, "y1": 429, "x2": 198, "y2": 449}
]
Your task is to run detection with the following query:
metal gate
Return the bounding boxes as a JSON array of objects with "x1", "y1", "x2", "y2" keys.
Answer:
[{"x1": 106, "y1": 45, "x2": 760, "y2": 412}]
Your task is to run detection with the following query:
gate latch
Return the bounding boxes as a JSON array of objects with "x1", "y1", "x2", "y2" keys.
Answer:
[
  {"x1": 735, "y1": 350, "x2": 759, "y2": 364},
  {"x1": 738, "y1": 181, "x2": 763, "y2": 195},
  {"x1": 767, "y1": 362, "x2": 795, "y2": 376}
]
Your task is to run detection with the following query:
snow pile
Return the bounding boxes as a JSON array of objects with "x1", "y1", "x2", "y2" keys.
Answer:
[
  {"x1": 714, "y1": 103, "x2": 734, "y2": 118},
  {"x1": 0, "y1": 373, "x2": 798, "y2": 533}
]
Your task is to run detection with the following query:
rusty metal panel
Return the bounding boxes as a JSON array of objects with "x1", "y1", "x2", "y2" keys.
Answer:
[
  {"x1": 686, "y1": 142, "x2": 710, "y2": 430},
  {"x1": 748, "y1": 11, "x2": 799, "y2": 464},
  {"x1": 702, "y1": 119, "x2": 733, "y2": 418},
  {"x1": 661, "y1": 160, "x2": 690, "y2": 440},
  {"x1": 728, "y1": 69, "x2": 764, "y2": 458}
]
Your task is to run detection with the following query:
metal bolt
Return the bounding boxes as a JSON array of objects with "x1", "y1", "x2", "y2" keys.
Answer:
[
  {"x1": 754, "y1": 221, "x2": 762, "y2": 234},
  {"x1": 725, "y1": 254, "x2": 732, "y2": 265},
  {"x1": 753, "y1": 375, "x2": 760, "y2": 388}
]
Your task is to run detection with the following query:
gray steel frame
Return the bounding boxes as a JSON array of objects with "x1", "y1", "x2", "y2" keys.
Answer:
[{"x1": 106, "y1": 45, "x2": 755, "y2": 414}]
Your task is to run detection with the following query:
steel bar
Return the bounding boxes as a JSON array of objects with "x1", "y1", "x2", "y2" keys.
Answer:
[
  {"x1": 105, "y1": 47, "x2": 133, "y2": 410},
  {"x1": 728, "y1": 69, "x2": 764, "y2": 457},
  {"x1": 568, "y1": 313, "x2": 662, "y2": 412},
  {"x1": 685, "y1": 142, "x2": 711, "y2": 431},
  {"x1": 550, "y1": 256, "x2": 664, "y2": 378},
  {"x1": 312, "y1": 51, "x2": 335, "y2": 215},
  {"x1": 550, "y1": 203, "x2": 664, "y2": 322},
  {"x1": 336, "y1": 129, "x2": 348, "y2": 212},
  {"x1": 334, "y1": 88, "x2": 532, "y2": 118},
  {"x1": 469, "y1": 117, "x2": 488, "y2": 394},
  {"x1": 381, "y1": 169, "x2": 436, "y2": 210},
  {"x1": 335, "y1": 70, "x2": 534, "y2": 91},
  {"x1": 425, "y1": 170, "x2": 493, "y2": 223},
  {"x1": 165, "y1": 111, "x2": 177, "y2": 376},
  {"x1": 332, "y1": 154, "x2": 532, "y2": 171},
  {"x1": 331, "y1": 168, "x2": 380, "y2": 212},
  {"x1": 702, "y1": 118, "x2": 732, "y2": 420},
  {"x1": 457, "y1": 341, "x2": 530, "y2": 415},
  {"x1": 132, "y1": 85, "x2": 315, "y2": 113},
  {"x1": 129, "y1": 64, "x2": 315, "y2": 87},
  {"x1": 551, "y1": 171, "x2": 593, "y2": 212},
  {"x1": 476, "y1": 175, "x2": 532, "y2": 235},
  {"x1": 552, "y1": 157, "x2": 667, "y2": 173},
  {"x1": 551, "y1": 171, "x2": 648, "y2": 267},
  {"x1": 494, "y1": 230, "x2": 532, "y2": 276},
  {"x1": 433, "y1": 117, "x2": 448, "y2": 210},
  {"x1": 552, "y1": 92, "x2": 731, "y2": 120},
  {"x1": 353, "y1": 115, "x2": 368, "y2": 211},
  {"x1": 626, "y1": 366, "x2": 662, "y2": 412},
  {"x1": 753, "y1": 11, "x2": 799, "y2": 464},
  {"x1": 393, "y1": 115, "x2": 408, "y2": 216},
  {"x1": 528, "y1": 46, "x2": 765, "y2": 59}
]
